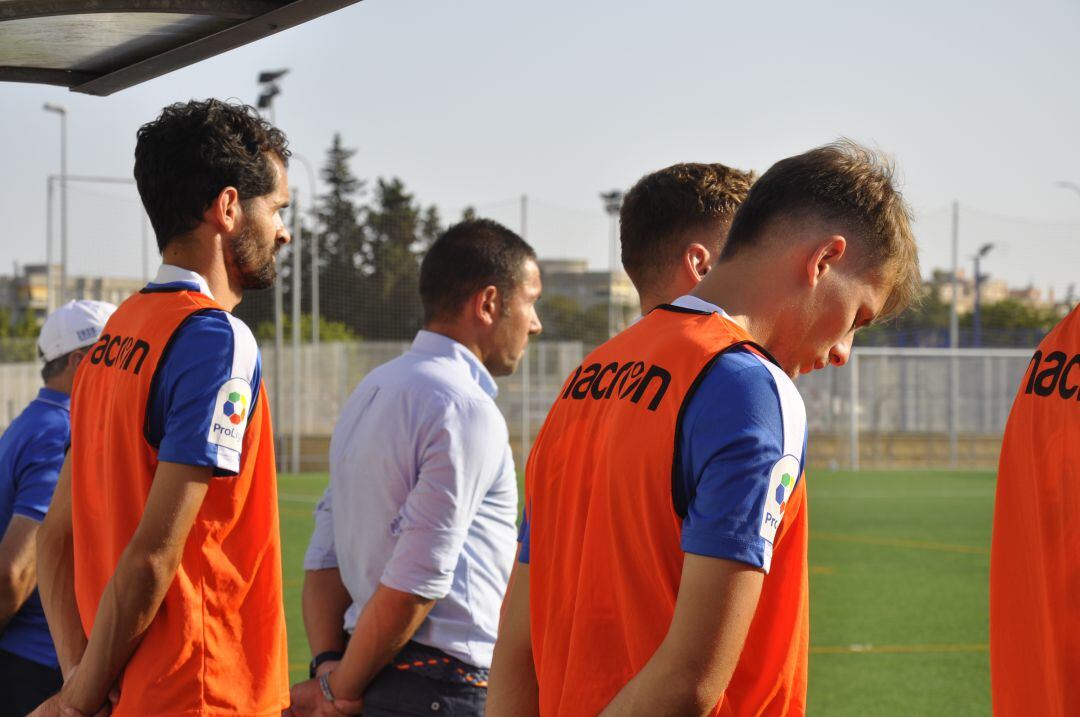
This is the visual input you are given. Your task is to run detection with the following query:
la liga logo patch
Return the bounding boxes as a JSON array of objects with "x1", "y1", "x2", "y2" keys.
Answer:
[
  {"x1": 208, "y1": 377, "x2": 252, "y2": 452},
  {"x1": 759, "y1": 454, "x2": 801, "y2": 545}
]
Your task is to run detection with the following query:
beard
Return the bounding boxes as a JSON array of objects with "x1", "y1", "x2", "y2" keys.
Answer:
[{"x1": 229, "y1": 221, "x2": 277, "y2": 291}]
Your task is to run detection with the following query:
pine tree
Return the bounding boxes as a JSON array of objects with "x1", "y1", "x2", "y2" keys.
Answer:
[
  {"x1": 315, "y1": 134, "x2": 367, "y2": 334},
  {"x1": 359, "y1": 178, "x2": 441, "y2": 339}
]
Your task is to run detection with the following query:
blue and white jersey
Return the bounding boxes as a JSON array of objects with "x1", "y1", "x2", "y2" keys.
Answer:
[
  {"x1": 519, "y1": 294, "x2": 807, "y2": 573},
  {"x1": 0, "y1": 388, "x2": 70, "y2": 667},
  {"x1": 143, "y1": 265, "x2": 262, "y2": 476}
]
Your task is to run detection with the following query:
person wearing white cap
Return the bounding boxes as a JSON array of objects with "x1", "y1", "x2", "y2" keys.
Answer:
[{"x1": 0, "y1": 300, "x2": 114, "y2": 716}]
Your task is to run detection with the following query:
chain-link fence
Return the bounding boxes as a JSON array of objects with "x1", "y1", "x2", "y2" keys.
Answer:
[
  {"x1": 0, "y1": 328, "x2": 1039, "y2": 474},
  {"x1": 254, "y1": 341, "x2": 1033, "y2": 473}
]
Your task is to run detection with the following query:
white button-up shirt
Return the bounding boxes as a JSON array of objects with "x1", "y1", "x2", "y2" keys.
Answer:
[{"x1": 304, "y1": 330, "x2": 518, "y2": 668}]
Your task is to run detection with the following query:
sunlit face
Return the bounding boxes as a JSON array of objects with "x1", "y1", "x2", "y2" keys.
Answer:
[
  {"x1": 773, "y1": 265, "x2": 890, "y2": 379},
  {"x1": 485, "y1": 258, "x2": 543, "y2": 377},
  {"x1": 228, "y1": 154, "x2": 291, "y2": 291}
]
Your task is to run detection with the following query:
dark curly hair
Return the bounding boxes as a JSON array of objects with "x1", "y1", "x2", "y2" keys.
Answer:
[
  {"x1": 134, "y1": 99, "x2": 290, "y2": 250},
  {"x1": 619, "y1": 162, "x2": 754, "y2": 294}
]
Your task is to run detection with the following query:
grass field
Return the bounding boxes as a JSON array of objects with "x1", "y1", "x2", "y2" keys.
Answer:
[{"x1": 277, "y1": 469, "x2": 995, "y2": 716}]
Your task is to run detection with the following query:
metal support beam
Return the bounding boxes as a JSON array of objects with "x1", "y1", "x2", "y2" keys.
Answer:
[
  {"x1": 0, "y1": 0, "x2": 277, "y2": 21},
  {"x1": 71, "y1": 0, "x2": 362, "y2": 95},
  {"x1": 0, "y1": 67, "x2": 95, "y2": 87}
]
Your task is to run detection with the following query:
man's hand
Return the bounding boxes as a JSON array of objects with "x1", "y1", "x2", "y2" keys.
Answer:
[
  {"x1": 28, "y1": 692, "x2": 111, "y2": 717},
  {"x1": 287, "y1": 676, "x2": 363, "y2": 717}
]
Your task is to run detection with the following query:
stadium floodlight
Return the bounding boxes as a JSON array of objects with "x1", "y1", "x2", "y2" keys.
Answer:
[
  {"x1": 43, "y1": 103, "x2": 68, "y2": 308},
  {"x1": 258, "y1": 69, "x2": 290, "y2": 84},
  {"x1": 256, "y1": 85, "x2": 280, "y2": 110}
]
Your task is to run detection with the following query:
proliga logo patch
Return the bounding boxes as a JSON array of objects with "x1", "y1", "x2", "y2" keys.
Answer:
[
  {"x1": 223, "y1": 391, "x2": 247, "y2": 425},
  {"x1": 208, "y1": 377, "x2": 252, "y2": 452},
  {"x1": 759, "y1": 454, "x2": 801, "y2": 545}
]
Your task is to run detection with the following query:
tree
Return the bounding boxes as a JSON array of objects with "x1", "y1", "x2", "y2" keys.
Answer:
[
  {"x1": 535, "y1": 295, "x2": 609, "y2": 344},
  {"x1": 315, "y1": 134, "x2": 368, "y2": 335},
  {"x1": 356, "y1": 178, "x2": 441, "y2": 339}
]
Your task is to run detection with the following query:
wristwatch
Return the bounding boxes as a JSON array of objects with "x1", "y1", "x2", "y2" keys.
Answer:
[
  {"x1": 309, "y1": 650, "x2": 344, "y2": 678},
  {"x1": 318, "y1": 672, "x2": 336, "y2": 702}
]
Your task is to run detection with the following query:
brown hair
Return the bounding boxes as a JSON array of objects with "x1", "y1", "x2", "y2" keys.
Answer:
[
  {"x1": 619, "y1": 162, "x2": 754, "y2": 294},
  {"x1": 721, "y1": 139, "x2": 920, "y2": 321}
]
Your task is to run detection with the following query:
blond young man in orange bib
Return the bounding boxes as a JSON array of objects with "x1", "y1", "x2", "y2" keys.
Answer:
[
  {"x1": 488, "y1": 141, "x2": 921, "y2": 717},
  {"x1": 990, "y1": 304, "x2": 1080, "y2": 716},
  {"x1": 32, "y1": 100, "x2": 298, "y2": 717}
]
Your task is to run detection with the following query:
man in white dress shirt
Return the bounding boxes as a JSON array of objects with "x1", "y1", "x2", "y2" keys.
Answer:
[{"x1": 289, "y1": 219, "x2": 542, "y2": 717}]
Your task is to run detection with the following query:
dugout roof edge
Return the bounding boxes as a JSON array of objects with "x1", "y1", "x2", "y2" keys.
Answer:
[{"x1": 0, "y1": 0, "x2": 361, "y2": 96}]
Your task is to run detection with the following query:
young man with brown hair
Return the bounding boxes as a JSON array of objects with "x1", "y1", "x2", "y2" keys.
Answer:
[
  {"x1": 33, "y1": 99, "x2": 292, "y2": 717},
  {"x1": 619, "y1": 162, "x2": 754, "y2": 314},
  {"x1": 489, "y1": 140, "x2": 920, "y2": 717}
]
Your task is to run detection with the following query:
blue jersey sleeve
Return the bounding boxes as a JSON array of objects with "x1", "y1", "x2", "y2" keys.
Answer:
[
  {"x1": 148, "y1": 310, "x2": 262, "y2": 476},
  {"x1": 677, "y1": 349, "x2": 806, "y2": 573},
  {"x1": 12, "y1": 422, "x2": 68, "y2": 522},
  {"x1": 517, "y1": 504, "x2": 531, "y2": 563}
]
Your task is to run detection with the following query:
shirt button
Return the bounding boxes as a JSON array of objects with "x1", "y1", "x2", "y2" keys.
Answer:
[{"x1": 430, "y1": 702, "x2": 441, "y2": 711}]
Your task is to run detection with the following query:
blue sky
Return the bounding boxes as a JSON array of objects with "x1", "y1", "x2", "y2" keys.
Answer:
[{"x1": 2, "y1": 0, "x2": 1078, "y2": 298}]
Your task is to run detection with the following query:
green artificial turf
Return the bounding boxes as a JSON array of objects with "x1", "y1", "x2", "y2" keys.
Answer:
[{"x1": 277, "y1": 469, "x2": 995, "y2": 715}]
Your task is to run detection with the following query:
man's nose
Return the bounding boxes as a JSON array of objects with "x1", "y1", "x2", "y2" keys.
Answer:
[{"x1": 829, "y1": 339, "x2": 852, "y2": 367}]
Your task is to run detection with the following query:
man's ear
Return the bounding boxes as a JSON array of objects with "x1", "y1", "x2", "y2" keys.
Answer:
[
  {"x1": 805, "y1": 235, "x2": 847, "y2": 287},
  {"x1": 67, "y1": 350, "x2": 85, "y2": 372},
  {"x1": 206, "y1": 186, "x2": 242, "y2": 233},
  {"x1": 471, "y1": 285, "x2": 500, "y2": 326},
  {"x1": 683, "y1": 243, "x2": 713, "y2": 280}
]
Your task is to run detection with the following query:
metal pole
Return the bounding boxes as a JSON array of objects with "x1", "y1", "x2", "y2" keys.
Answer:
[
  {"x1": 849, "y1": 351, "x2": 860, "y2": 471},
  {"x1": 141, "y1": 211, "x2": 150, "y2": 283},
  {"x1": 273, "y1": 239, "x2": 285, "y2": 474},
  {"x1": 46, "y1": 177, "x2": 54, "y2": 312},
  {"x1": 520, "y1": 195, "x2": 530, "y2": 465},
  {"x1": 949, "y1": 201, "x2": 959, "y2": 468},
  {"x1": 289, "y1": 154, "x2": 319, "y2": 345},
  {"x1": 973, "y1": 254, "x2": 982, "y2": 348},
  {"x1": 608, "y1": 213, "x2": 617, "y2": 337},
  {"x1": 291, "y1": 190, "x2": 302, "y2": 474},
  {"x1": 59, "y1": 110, "x2": 68, "y2": 305}
]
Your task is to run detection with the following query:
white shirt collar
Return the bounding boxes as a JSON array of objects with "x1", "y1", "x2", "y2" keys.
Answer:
[
  {"x1": 670, "y1": 294, "x2": 731, "y2": 318},
  {"x1": 150, "y1": 265, "x2": 214, "y2": 299},
  {"x1": 410, "y1": 330, "x2": 499, "y2": 398}
]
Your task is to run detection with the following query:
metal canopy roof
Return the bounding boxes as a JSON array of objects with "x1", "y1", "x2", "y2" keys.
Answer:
[{"x1": 0, "y1": 0, "x2": 361, "y2": 96}]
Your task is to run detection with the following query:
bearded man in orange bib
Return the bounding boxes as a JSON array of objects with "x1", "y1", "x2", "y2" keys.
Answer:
[
  {"x1": 31, "y1": 100, "x2": 303, "y2": 717},
  {"x1": 488, "y1": 141, "x2": 921, "y2": 717}
]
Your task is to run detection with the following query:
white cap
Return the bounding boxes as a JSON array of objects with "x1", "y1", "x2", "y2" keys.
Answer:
[{"x1": 38, "y1": 300, "x2": 117, "y2": 362}]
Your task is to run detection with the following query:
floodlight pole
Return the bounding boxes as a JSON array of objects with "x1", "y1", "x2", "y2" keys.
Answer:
[
  {"x1": 520, "y1": 194, "x2": 530, "y2": 465},
  {"x1": 43, "y1": 103, "x2": 67, "y2": 305},
  {"x1": 291, "y1": 189, "x2": 302, "y2": 474},
  {"x1": 972, "y1": 243, "x2": 994, "y2": 348},
  {"x1": 600, "y1": 190, "x2": 624, "y2": 338},
  {"x1": 258, "y1": 69, "x2": 287, "y2": 473},
  {"x1": 948, "y1": 201, "x2": 959, "y2": 468}
]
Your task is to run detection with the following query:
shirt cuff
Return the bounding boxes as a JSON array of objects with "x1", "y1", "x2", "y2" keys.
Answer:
[
  {"x1": 10, "y1": 507, "x2": 46, "y2": 523},
  {"x1": 381, "y1": 527, "x2": 464, "y2": 600},
  {"x1": 681, "y1": 531, "x2": 770, "y2": 573}
]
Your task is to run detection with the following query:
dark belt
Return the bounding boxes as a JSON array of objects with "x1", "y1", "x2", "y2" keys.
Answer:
[{"x1": 389, "y1": 640, "x2": 489, "y2": 687}]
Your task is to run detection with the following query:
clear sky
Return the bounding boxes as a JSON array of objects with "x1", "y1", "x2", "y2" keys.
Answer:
[{"x1": 2, "y1": 0, "x2": 1078, "y2": 298}]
